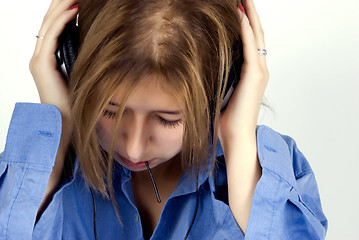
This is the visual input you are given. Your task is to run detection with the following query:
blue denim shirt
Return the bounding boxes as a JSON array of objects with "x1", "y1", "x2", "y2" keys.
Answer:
[{"x1": 0, "y1": 103, "x2": 328, "y2": 239}]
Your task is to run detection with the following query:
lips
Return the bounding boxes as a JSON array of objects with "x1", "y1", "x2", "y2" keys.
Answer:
[{"x1": 116, "y1": 153, "x2": 152, "y2": 170}]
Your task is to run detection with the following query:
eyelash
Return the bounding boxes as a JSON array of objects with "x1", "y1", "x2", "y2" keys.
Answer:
[
  {"x1": 103, "y1": 110, "x2": 117, "y2": 119},
  {"x1": 103, "y1": 110, "x2": 183, "y2": 128},
  {"x1": 159, "y1": 117, "x2": 183, "y2": 128}
]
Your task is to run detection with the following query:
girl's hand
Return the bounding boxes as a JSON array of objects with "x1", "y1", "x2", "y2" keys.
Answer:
[
  {"x1": 217, "y1": 0, "x2": 268, "y2": 233},
  {"x1": 218, "y1": 0, "x2": 268, "y2": 142},
  {"x1": 29, "y1": 0, "x2": 79, "y2": 115}
]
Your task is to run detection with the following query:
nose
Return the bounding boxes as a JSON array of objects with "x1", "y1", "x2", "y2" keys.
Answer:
[{"x1": 121, "y1": 117, "x2": 150, "y2": 163}]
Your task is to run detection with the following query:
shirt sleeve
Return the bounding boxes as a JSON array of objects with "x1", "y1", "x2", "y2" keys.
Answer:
[
  {"x1": 245, "y1": 125, "x2": 328, "y2": 240},
  {"x1": 0, "y1": 103, "x2": 62, "y2": 240}
]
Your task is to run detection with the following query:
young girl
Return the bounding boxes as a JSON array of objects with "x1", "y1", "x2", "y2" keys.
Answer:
[{"x1": 0, "y1": 0, "x2": 327, "y2": 239}]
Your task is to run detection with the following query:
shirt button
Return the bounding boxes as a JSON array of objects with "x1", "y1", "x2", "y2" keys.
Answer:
[{"x1": 134, "y1": 213, "x2": 139, "y2": 223}]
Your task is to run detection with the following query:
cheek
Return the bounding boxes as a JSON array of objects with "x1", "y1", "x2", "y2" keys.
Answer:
[
  {"x1": 155, "y1": 126, "x2": 184, "y2": 154},
  {"x1": 96, "y1": 120, "x2": 114, "y2": 151}
]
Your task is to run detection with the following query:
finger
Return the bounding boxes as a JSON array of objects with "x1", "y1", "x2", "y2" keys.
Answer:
[
  {"x1": 237, "y1": 10, "x2": 259, "y2": 66},
  {"x1": 34, "y1": 0, "x2": 78, "y2": 55},
  {"x1": 37, "y1": 0, "x2": 78, "y2": 38},
  {"x1": 47, "y1": 0, "x2": 65, "y2": 14},
  {"x1": 240, "y1": 1, "x2": 267, "y2": 68},
  {"x1": 242, "y1": 0, "x2": 265, "y2": 48},
  {"x1": 237, "y1": 9, "x2": 268, "y2": 84},
  {"x1": 37, "y1": 7, "x2": 79, "y2": 63}
]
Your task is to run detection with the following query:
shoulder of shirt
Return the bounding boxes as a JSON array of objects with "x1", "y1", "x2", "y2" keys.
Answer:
[{"x1": 256, "y1": 125, "x2": 313, "y2": 191}]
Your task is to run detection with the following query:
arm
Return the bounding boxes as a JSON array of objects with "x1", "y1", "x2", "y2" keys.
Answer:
[
  {"x1": 218, "y1": 2, "x2": 328, "y2": 236},
  {"x1": 29, "y1": 0, "x2": 79, "y2": 219},
  {"x1": 217, "y1": 0, "x2": 268, "y2": 233},
  {"x1": 220, "y1": 131, "x2": 261, "y2": 234}
]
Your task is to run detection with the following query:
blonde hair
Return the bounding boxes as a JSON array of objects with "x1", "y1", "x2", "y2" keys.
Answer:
[{"x1": 69, "y1": 0, "x2": 242, "y2": 219}]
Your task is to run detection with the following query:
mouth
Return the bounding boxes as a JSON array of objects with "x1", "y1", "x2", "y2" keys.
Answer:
[{"x1": 116, "y1": 153, "x2": 154, "y2": 171}]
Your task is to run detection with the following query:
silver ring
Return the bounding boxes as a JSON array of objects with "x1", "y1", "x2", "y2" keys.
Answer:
[
  {"x1": 258, "y1": 49, "x2": 267, "y2": 55},
  {"x1": 36, "y1": 35, "x2": 45, "y2": 39}
]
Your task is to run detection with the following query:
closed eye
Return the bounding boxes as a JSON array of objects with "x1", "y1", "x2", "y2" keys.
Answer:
[
  {"x1": 103, "y1": 110, "x2": 116, "y2": 119},
  {"x1": 158, "y1": 117, "x2": 183, "y2": 128}
]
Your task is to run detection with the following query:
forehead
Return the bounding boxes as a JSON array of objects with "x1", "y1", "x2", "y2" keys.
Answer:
[{"x1": 111, "y1": 75, "x2": 183, "y2": 112}]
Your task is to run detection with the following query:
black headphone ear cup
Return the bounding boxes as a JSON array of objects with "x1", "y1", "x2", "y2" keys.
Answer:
[
  {"x1": 218, "y1": 39, "x2": 244, "y2": 111},
  {"x1": 56, "y1": 18, "x2": 79, "y2": 84}
]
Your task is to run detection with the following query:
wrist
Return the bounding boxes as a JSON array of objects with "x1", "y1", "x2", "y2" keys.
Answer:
[{"x1": 218, "y1": 127, "x2": 256, "y2": 153}]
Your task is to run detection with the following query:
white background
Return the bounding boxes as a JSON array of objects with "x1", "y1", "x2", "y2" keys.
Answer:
[{"x1": 0, "y1": 0, "x2": 358, "y2": 239}]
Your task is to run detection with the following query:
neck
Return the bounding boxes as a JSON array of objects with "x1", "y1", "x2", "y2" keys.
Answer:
[{"x1": 130, "y1": 154, "x2": 184, "y2": 238}]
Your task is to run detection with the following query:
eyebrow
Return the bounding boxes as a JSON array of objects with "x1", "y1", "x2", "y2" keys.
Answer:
[{"x1": 109, "y1": 102, "x2": 182, "y2": 115}]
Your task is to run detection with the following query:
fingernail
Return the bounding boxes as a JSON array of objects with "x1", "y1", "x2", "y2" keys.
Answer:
[
  {"x1": 238, "y1": 3, "x2": 246, "y2": 14},
  {"x1": 69, "y1": 4, "x2": 78, "y2": 10}
]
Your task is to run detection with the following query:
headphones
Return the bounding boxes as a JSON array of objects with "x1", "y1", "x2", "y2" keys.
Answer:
[
  {"x1": 56, "y1": 18, "x2": 79, "y2": 85},
  {"x1": 55, "y1": 17, "x2": 243, "y2": 110}
]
